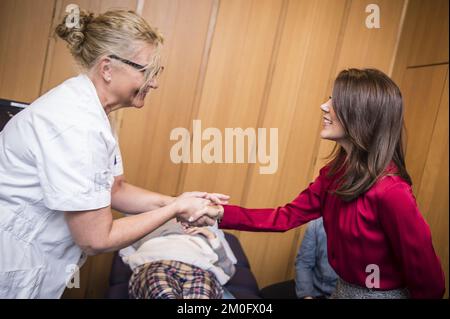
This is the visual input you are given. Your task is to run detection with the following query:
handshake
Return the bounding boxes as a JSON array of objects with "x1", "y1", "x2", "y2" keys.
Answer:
[{"x1": 171, "y1": 191, "x2": 229, "y2": 227}]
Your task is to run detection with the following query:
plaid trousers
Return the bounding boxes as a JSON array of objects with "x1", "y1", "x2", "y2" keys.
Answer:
[{"x1": 128, "y1": 260, "x2": 223, "y2": 299}]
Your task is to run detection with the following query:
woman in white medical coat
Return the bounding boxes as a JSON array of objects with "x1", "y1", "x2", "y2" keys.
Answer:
[{"x1": 0, "y1": 10, "x2": 225, "y2": 298}]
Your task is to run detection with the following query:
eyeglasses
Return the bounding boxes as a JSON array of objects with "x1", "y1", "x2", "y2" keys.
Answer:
[
  {"x1": 108, "y1": 54, "x2": 147, "y2": 71},
  {"x1": 108, "y1": 54, "x2": 164, "y2": 81}
]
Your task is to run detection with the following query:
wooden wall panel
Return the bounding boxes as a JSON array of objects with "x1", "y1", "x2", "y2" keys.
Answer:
[
  {"x1": 238, "y1": 0, "x2": 349, "y2": 287},
  {"x1": 405, "y1": 0, "x2": 449, "y2": 67},
  {"x1": 0, "y1": 0, "x2": 55, "y2": 102},
  {"x1": 393, "y1": 0, "x2": 449, "y2": 86},
  {"x1": 416, "y1": 71, "x2": 449, "y2": 298},
  {"x1": 398, "y1": 66, "x2": 448, "y2": 192},
  {"x1": 118, "y1": 0, "x2": 218, "y2": 196},
  {"x1": 392, "y1": 0, "x2": 449, "y2": 298},
  {"x1": 176, "y1": 0, "x2": 285, "y2": 244},
  {"x1": 178, "y1": 0, "x2": 285, "y2": 203}
]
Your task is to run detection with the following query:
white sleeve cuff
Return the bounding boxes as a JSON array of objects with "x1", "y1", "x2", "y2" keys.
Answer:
[{"x1": 44, "y1": 189, "x2": 111, "y2": 211}]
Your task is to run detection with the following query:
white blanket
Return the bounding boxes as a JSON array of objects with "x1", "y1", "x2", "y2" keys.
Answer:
[{"x1": 120, "y1": 225, "x2": 237, "y2": 285}]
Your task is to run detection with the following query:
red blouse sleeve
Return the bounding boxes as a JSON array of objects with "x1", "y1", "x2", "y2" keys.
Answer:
[
  {"x1": 377, "y1": 182, "x2": 445, "y2": 299},
  {"x1": 219, "y1": 167, "x2": 326, "y2": 232}
]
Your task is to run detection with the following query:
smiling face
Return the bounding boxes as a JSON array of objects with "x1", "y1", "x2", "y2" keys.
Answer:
[
  {"x1": 108, "y1": 43, "x2": 161, "y2": 109},
  {"x1": 320, "y1": 97, "x2": 347, "y2": 142}
]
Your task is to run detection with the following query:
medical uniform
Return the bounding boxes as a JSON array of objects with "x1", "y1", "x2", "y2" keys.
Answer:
[{"x1": 0, "y1": 74, "x2": 123, "y2": 298}]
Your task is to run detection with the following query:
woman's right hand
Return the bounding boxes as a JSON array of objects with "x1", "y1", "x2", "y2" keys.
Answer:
[
  {"x1": 172, "y1": 194, "x2": 211, "y2": 223},
  {"x1": 180, "y1": 205, "x2": 224, "y2": 228}
]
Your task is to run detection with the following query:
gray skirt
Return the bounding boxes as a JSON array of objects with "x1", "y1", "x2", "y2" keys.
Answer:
[{"x1": 331, "y1": 278, "x2": 410, "y2": 299}]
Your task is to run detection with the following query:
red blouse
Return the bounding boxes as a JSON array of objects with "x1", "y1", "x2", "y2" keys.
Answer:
[{"x1": 219, "y1": 163, "x2": 445, "y2": 298}]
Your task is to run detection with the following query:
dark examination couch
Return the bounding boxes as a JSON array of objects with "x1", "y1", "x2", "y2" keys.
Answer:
[{"x1": 106, "y1": 232, "x2": 261, "y2": 299}]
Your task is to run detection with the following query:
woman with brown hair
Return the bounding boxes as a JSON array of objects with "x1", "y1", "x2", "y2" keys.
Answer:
[
  {"x1": 207, "y1": 68, "x2": 445, "y2": 298},
  {"x1": 0, "y1": 9, "x2": 226, "y2": 298}
]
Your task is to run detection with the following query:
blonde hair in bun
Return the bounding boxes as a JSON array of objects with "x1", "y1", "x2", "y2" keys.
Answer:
[{"x1": 55, "y1": 8, "x2": 164, "y2": 71}]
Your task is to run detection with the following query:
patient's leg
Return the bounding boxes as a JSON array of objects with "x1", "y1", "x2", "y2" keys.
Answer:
[
  {"x1": 129, "y1": 261, "x2": 183, "y2": 299},
  {"x1": 181, "y1": 265, "x2": 223, "y2": 299}
]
